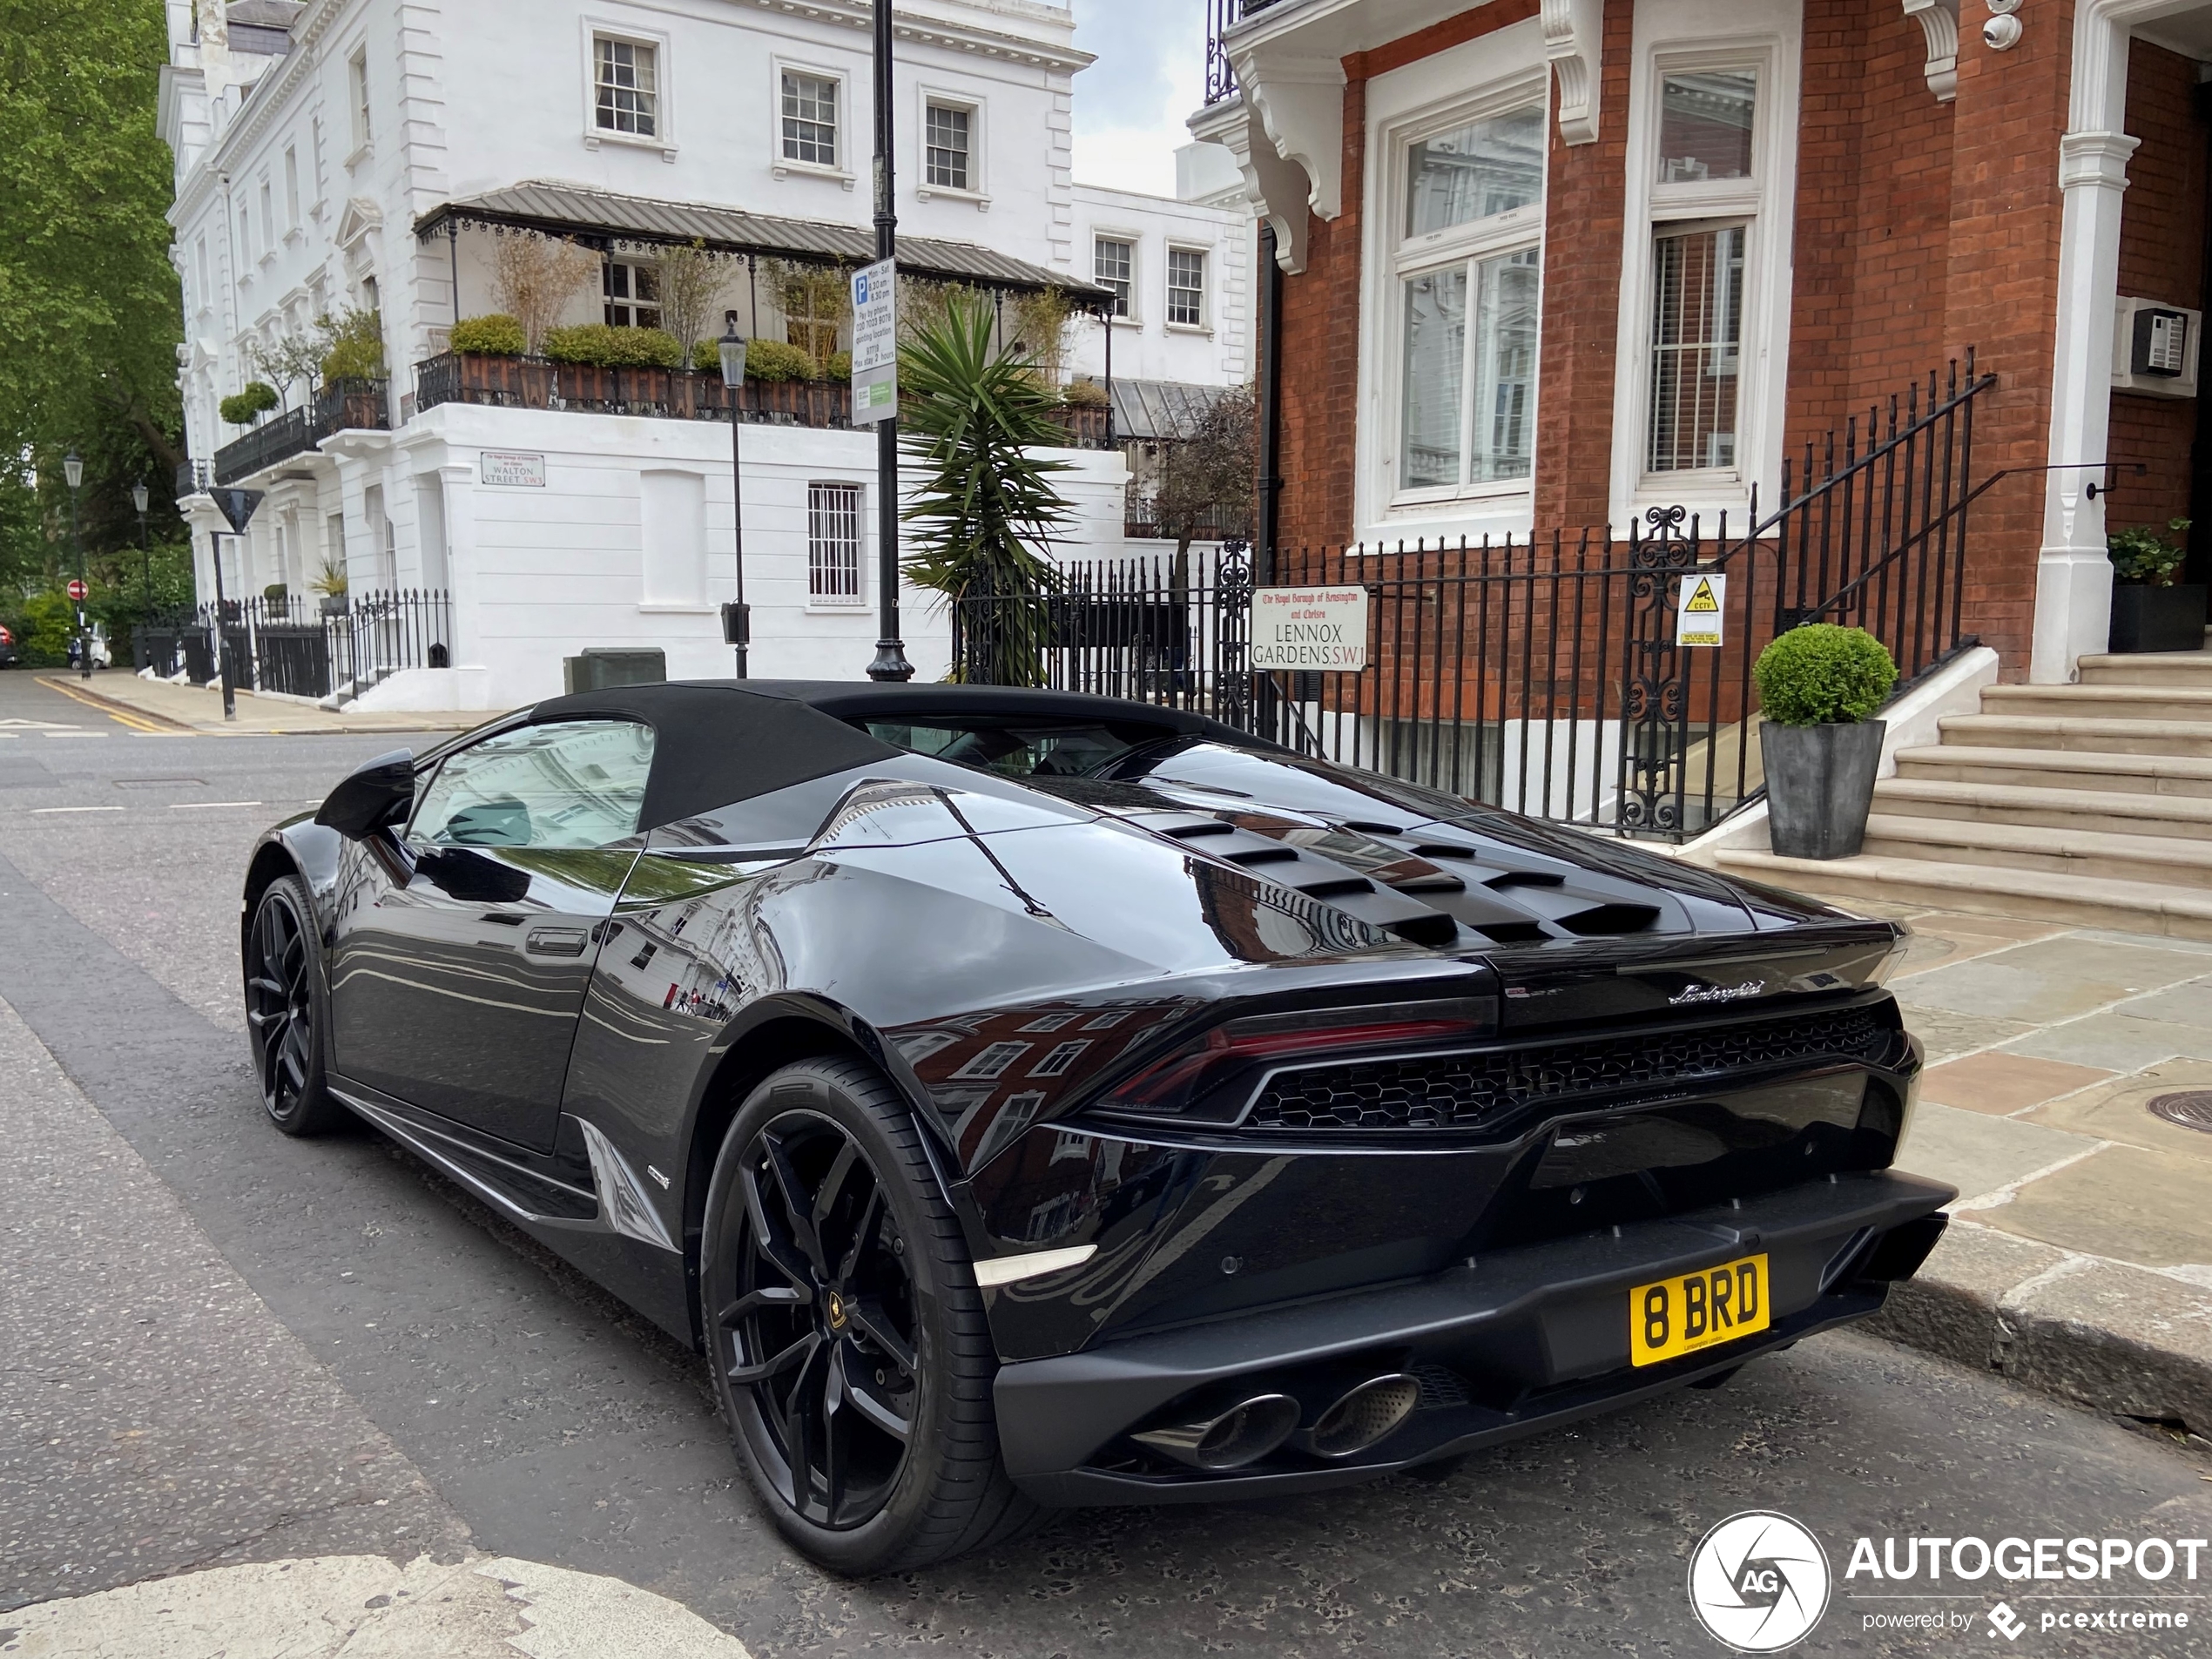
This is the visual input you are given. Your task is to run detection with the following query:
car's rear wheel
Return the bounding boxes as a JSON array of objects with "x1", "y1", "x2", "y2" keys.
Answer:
[
  {"x1": 243, "y1": 874, "x2": 345, "y2": 1136},
  {"x1": 700, "y1": 1056, "x2": 1039, "y2": 1573}
]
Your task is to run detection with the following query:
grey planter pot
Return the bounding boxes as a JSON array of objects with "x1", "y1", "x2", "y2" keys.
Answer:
[{"x1": 1762, "y1": 718, "x2": 1885, "y2": 860}]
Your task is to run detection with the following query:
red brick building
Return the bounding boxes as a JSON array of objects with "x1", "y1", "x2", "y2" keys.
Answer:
[{"x1": 1195, "y1": 0, "x2": 2212, "y2": 682}]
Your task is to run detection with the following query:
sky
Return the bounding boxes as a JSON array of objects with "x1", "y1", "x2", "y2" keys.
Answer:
[{"x1": 1069, "y1": 0, "x2": 1207, "y2": 199}]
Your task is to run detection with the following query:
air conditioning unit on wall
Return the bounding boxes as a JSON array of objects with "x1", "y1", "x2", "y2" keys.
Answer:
[{"x1": 2112, "y1": 297, "x2": 2201, "y2": 398}]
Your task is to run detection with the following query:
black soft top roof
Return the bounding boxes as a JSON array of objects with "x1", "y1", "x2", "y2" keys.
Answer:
[{"x1": 526, "y1": 679, "x2": 1259, "y2": 830}]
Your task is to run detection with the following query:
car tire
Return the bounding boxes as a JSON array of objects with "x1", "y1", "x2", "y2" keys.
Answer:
[
  {"x1": 243, "y1": 873, "x2": 346, "y2": 1136},
  {"x1": 700, "y1": 1055, "x2": 1041, "y2": 1574}
]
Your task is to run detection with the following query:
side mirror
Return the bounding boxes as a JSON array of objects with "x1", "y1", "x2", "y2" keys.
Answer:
[{"x1": 314, "y1": 748, "x2": 416, "y2": 840}]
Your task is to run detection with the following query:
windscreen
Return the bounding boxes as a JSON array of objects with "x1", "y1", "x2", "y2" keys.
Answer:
[{"x1": 857, "y1": 715, "x2": 1178, "y2": 779}]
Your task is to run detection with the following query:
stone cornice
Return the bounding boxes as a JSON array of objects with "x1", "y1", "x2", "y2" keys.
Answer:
[
  {"x1": 1541, "y1": 0, "x2": 1602, "y2": 145},
  {"x1": 1901, "y1": 0, "x2": 1958, "y2": 102}
]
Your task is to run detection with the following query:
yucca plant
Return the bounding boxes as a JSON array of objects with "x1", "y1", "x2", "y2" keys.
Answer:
[{"x1": 899, "y1": 292, "x2": 1071, "y2": 685}]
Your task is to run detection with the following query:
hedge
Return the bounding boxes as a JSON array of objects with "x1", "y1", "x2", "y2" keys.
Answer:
[
  {"x1": 450, "y1": 314, "x2": 527, "y2": 356},
  {"x1": 544, "y1": 323, "x2": 685, "y2": 369}
]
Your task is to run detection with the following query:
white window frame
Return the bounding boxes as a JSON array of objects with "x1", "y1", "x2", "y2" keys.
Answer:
[
  {"x1": 1366, "y1": 70, "x2": 1549, "y2": 521},
  {"x1": 1093, "y1": 231, "x2": 1140, "y2": 324},
  {"x1": 1608, "y1": 26, "x2": 1798, "y2": 528},
  {"x1": 1163, "y1": 243, "x2": 1212, "y2": 332},
  {"x1": 257, "y1": 176, "x2": 276, "y2": 263},
  {"x1": 345, "y1": 45, "x2": 372, "y2": 161},
  {"x1": 282, "y1": 145, "x2": 300, "y2": 236},
  {"x1": 772, "y1": 59, "x2": 851, "y2": 185},
  {"x1": 914, "y1": 87, "x2": 986, "y2": 207},
  {"x1": 806, "y1": 480, "x2": 867, "y2": 609},
  {"x1": 601, "y1": 256, "x2": 662, "y2": 328},
  {"x1": 581, "y1": 18, "x2": 676, "y2": 158}
]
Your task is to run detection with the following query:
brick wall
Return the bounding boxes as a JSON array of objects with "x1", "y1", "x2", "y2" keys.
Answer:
[
  {"x1": 2108, "y1": 40, "x2": 2206, "y2": 540},
  {"x1": 1271, "y1": 78, "x2": 1366, "y2": 553}
]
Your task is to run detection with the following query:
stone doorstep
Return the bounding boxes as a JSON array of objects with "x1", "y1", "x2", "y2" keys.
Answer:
[{"x1": 1862, "y1": 1221, "x2": 2212, "y2": 1438}]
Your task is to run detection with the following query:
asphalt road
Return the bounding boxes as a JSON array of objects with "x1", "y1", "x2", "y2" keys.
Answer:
[{"x1": 1, "y1": 665, "x2": 2209, "y2": 1658}]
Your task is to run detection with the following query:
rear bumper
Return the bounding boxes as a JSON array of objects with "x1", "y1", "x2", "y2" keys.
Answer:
[{"x1": 994, "y1": 1170, "x2": 1952, "y2": 1506}]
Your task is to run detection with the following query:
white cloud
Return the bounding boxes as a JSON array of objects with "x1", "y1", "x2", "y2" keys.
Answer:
[{"x1": 1070, "y1": 0, "x2": 1207, "y2": 196}]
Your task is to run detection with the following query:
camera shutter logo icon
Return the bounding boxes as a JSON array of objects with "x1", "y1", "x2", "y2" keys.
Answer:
[{"x1": 1686, "y1": 1511, "x2": 1831, "y2": 1651}]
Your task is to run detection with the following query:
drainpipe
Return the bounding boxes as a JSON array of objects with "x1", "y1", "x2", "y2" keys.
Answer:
[{"x1": 1257, "y1": 223, "x2": 1283, "y2": 585}]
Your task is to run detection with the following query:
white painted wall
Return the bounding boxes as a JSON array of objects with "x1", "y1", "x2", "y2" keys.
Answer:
[{"x1": 1065, "y1": 182, "x2": 1253, "y2": 387}]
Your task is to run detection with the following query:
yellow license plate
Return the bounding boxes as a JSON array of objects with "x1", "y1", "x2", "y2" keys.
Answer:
[{"x1": 1629, "y1": 1253, "x2": 1770, "y2": 1366}]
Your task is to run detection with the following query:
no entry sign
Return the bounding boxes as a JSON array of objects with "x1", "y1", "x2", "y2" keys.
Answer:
[
  {"x1": 1252, "y1": 585, "x2": 1370, "y2": 671},
  {"x1": 66, "y1": 579, "x2": 87, "y2": 601}
]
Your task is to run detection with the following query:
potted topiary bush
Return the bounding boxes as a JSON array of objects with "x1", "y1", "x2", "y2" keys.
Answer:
[
  {"x1": 449, "y1": 314, "x2": 527, "y2": 356},
  {"x1": 2107, "y1": 517, "x2": 2205, "y2": 653},
  {"x1": 1754, "y1": 623, "x2": 1899, "y2": 860}
]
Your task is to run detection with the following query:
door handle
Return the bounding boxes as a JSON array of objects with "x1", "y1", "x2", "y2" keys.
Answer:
[{"x1": 525, "y1": 927, "x2": 591, "y2": 957}]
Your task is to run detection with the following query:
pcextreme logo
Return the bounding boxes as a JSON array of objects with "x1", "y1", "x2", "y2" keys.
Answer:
[{"x1": 1688, "y1": 1511, "x2": 1832, "y2": 1652}]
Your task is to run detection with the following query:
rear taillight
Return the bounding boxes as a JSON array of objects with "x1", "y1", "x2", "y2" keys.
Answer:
[{"x1": 1096, "y1": 997, "x2": 1492, "y2": 1125}]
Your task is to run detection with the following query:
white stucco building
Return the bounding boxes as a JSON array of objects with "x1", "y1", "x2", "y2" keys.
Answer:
[{"x1": 158, "y1": 0, "x2": 1253, "y2": 704}]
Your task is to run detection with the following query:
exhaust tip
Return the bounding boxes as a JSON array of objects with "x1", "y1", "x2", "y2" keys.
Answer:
[
  {"x1": 1132, "y1": 1393, "x2": 1301, "y2": 1471},
  {"x1": 1307, "y1": 1373, "x2": 1420, "y2": 1459}
]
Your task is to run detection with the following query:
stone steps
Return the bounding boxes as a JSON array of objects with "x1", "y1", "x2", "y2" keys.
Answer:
[
  {"x1": 1891, "y1": 744, "x2": 2212, "y2": 796},
  {"x1": 1856, "y1": 812, "x2": 2212, "y2": 889},
  {"x1": 1935, "y1": 712, "x2": 2212, "y2": 758},
  {"x1": 1980, "y1": 681, "x2": 2212, "y2": 722},
  {"x1": 1870, "y1": 776, "x2": 2212, "y2": 840}
]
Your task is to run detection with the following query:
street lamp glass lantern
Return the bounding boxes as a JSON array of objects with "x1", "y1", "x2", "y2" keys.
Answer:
[
  {"x1": 718, "y1": 312, "x2": 749, "y2": 388},
  {"x1": 62, "y1": 452, "x2": 83, "y2": 490},
  {"x1": 131, "y1": 480, "x2": 150, "y2": 515}
]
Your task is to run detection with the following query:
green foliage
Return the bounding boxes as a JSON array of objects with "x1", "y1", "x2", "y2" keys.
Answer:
[
  {"x1": 450, "y1": 314, "x2": 527, "y2": 356},
  {"x1": 2108, "y1": 517, "x2": 2191, "y2": 586},
  {"x1": 744, "y1": 339, "x2": 818, "y2": 381},
  {"x1": 1754, "y1": 624, "x2": 1898, "y2": 725},
  {"x1": 1061, "y1": 377, "x2": 1109, "y2": 408},
  {"x1": 0, "y1": 0, "x2": 187, "y2": 599},
  {"x1": 318, "y1": 307, "x2": 386, "y2": 381},
  {"x1": 10, "y1": 590, "x2": 78, "y2": 665},
  {"x1": 544, "y1": 323, "x2": 684, "y2": 369},
  {"x1": 219, "y1": 382, "x2": 280, "y2": 425},
  {"x1": 898, "y1": 292, "x2": 1071, "y2": 685},
  {"x1": 826, "y1": 349, "x2": 852, "y2": 381}
]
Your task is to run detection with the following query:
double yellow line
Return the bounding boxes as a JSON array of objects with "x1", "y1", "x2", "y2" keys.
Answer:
[{"x1": 34, "y1": 677, "x2": 193, "y2": 735}]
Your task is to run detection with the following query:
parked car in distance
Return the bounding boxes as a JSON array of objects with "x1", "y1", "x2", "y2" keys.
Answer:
[{"x1": 239, "y1": 681, "x2": 1952, "y2": 1574}]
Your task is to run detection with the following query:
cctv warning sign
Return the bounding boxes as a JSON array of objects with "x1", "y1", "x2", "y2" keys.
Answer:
[{"x1": 1676, "y1": 572, "x2": 1726, "y2": 648}]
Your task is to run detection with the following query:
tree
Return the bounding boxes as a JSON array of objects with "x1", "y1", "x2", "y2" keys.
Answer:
[
  {"x1": 0, "y1": 0, "x2": 187, "y2": 592},
  {"x1": 489, "y1": 232, "x2": 598, "y2": 354},
  {"x1": 646, "y1": 240, "x2": 732, "y2": 362},
  {"x1": 899, "y1": 292, "x2": 1072, "y2": 685},
  {"x1": 1147, "y1": 384, "x2": 1257, "y2": 568}
]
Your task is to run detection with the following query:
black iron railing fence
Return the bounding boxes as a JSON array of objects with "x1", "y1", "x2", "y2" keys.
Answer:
[
  {"x1": 952, "y1": 358, "x2": 1995, "y2": 842},
  {"x1": 137, "y1": 590, "x2": 450, "y2": 702},
  {"x1": 210, "y1": 378, "x2": 389, "y2": 485}
]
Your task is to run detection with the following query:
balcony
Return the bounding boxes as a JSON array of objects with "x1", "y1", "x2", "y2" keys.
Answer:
[
  {"x1": 211, "y1": 378, "x2": 389, "y2": 486},
  {"x1": 410, "y1": 353, "x2": 1113, "y2": 448}
]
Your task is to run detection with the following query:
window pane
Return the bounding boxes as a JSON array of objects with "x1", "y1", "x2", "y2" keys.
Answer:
[
  {"x1": 781, "y1": 72, "x2": 837, "y2": 165},
  {"x1": 1400, "y1": 267, "x2": 1467, "y2": 489},
  {"x1": 1095, "y1": 237, "x2": 1132, "y2": 318},
  {"x1": 602, "y1": 260, "x2": 661, "y2": 329},
  {"x1": 596, "y1": 38, "x2": 658, "y2": 138},
  {"x1": 808, "y1": 482, "x2": 864, "y2": 603},
  {"x1": 1656, "y1": 72, "x2": 1755, "y2": 183},
  {"x1": 1167, "y1": 248, "x2": 1205, "y2": 326},
  {"x1": 1647, "y1": 225, "x2": 1744, "y2": 472},
  {"x1": 411, "y1": 721, "x2": 657, "y2": 851},
  {"x1": 926, "y1": 104, "x2": 970, "y2": 190},
  {"x1": 1468, "y1": 249, "x2": 1539, "y2": 483},
  {"x1": 1405, "y1": 105, "x2": 1544, "y2": 239}
]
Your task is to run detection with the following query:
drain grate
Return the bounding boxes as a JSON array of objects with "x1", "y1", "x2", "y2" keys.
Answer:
[{"x1": 2147, "y1": 1091, "x2": 2212, "y2": 1134}]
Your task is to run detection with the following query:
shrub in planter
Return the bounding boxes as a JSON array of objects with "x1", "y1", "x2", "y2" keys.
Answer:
[
  {"x1": 318, "y1": 307, "x2": 386, "y2": 381},
  {"x1": 746, "y1": 339, "x2": 819, "y2": 381},
  {"x1": 449, "y1": 314, "x2": 527, "y2": 356},
  {"x1": 1061, "y1": 377, "x2": 1109, "y2": 408},
  {"x1": 1754, "y1": 624, "x2": 1898, "y2": 861},
  {"x1": 219, "y1": 381, "x2": 280, "y2": 425},
  {"x1": 2107, "y1": 517, "x2": 2205, "y2": 652},
  {"x1": 544, "y1": 323, "x2": 684, "y2": 369}
]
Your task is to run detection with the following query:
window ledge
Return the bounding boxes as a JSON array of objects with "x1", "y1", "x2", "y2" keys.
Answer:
[
  {"x1": 344, "y1": 142, "x2": 373, "y2": 170},
  {"x1": 774, "y1": 160, "x2": 855, "y2": 191},
  {"x1": 806, "y1": 598, "x2": 870, "y2": 613},
  {"x1": 1163, "y1": 322, "x2": 1212, "y2": 336},
  {"x1": 916, "y1": 185, "x2": 989, "y2": 211},
  {"x1": 1109, "y1": 315, "x2": 1143, "y2": 329},
  {"x1": 584, "y1": 128, "x2": 678, "y2": 162}
]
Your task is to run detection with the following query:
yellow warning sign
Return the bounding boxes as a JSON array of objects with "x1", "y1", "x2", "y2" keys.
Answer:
[{"x1": 1676, "y1": 570, "x2": 1726, "y2": 648}]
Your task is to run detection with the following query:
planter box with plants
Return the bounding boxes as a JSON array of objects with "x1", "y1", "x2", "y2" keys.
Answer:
[
  {"x1": 2107, "y1": 516, "x2": 2205, "y2": 654},
  {"x1": 1755, "y1": 623, "x2": 1899, "y2": 860}
]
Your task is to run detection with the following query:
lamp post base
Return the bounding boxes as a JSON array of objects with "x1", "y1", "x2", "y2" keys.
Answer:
[{"x1": 867, "y1": 640, "x2": 914, "y2": 682}]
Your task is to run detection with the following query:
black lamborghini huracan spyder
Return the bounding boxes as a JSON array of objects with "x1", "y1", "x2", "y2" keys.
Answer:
[{"x1": 241, "y1": 680, "x2": 1951, "y2": 1572}]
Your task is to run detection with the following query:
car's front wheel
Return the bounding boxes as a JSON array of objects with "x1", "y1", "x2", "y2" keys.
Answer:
[
  {"x1": 243, "y1": 873, "x2": 345, "y2": 1136},
  {"x1": 700, "y1": 1056, "x2": 1038, "y2": 1573}
]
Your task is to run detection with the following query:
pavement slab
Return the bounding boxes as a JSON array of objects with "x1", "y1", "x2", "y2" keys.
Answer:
[
  {"x1": 1892, "y1": 1100, "x2": 2101, "y2": 1205},
  {"x1": 2023, "y1": 1058, "x2": 2212, "y2": 1161},
  {"x1": 2001, "y1": 1008, "x2": 2212, "y2": 1071},
  {"x1": 0, "y1": 999, "x2": 471, "y2": 1613},
  {"x1": 1885, "y1": 997, "x2": 2037, "y2": 1062},
  {"x1": 1968, "y1": 1140, "x2": 2212, "y2": 1271},
  {"x1": 1918, "y1": 1049, "x2": 2114, "y2": 1114}
]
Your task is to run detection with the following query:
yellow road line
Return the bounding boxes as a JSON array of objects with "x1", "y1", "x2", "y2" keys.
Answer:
[{"x1": 34, "y1": 677, "x2": 192, "y2": 734}]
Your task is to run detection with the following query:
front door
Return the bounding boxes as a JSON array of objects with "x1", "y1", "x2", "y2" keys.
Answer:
[{"x1": 327, "y1": 718, "x2": 657, "y2": 1150}]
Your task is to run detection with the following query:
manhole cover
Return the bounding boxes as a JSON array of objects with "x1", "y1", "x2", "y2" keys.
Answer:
[{"x1": 2146, "y1": 1091, "x2": 2212, "y2": 1134}]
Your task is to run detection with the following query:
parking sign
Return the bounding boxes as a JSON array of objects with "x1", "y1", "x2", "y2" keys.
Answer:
[{"x1": 851, "y1": 259, "x2": 898, "y2": 423}]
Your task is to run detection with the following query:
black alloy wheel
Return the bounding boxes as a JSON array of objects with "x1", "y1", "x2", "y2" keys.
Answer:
[
  {"x1": 243, "y1": 874, "x2": 344, "y2": 1136},
  {"x1": 702, "y1": 1057, "x2": 1039, "y2": 1573}
]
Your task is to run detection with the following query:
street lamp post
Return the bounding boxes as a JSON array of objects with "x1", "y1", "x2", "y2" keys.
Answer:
[
  {"x1": 131, "y1": 480, "x2": 152, "y2": 659},
  {"x1": 864, "y1": 0, "x2": 913, "y2": 681},
  {"x1": 717, "y1": 311, "x2": 751, "y2": 679},
  {"x1": 62, "y1": 451, "x2": 87, "y2": 679}
]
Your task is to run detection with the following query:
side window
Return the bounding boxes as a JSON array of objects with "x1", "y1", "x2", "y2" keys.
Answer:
[{"x1": 409, "y1": 721, "x2": 656, "y2": 850}]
